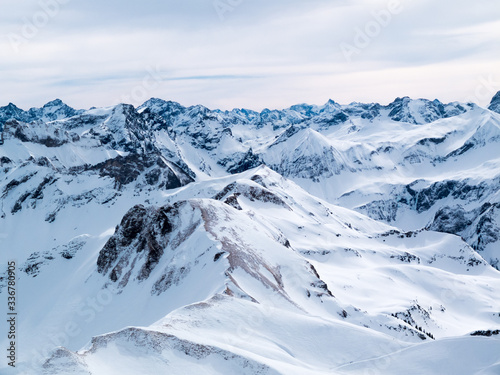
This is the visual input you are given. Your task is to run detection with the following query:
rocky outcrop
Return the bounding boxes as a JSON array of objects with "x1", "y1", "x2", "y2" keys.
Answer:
[
  {"x1": 97, "y1": 203, "x2": 183, "y2": 284},
  {"x1": 488, "y1": 91, "x2": 500, "y2": 113}
]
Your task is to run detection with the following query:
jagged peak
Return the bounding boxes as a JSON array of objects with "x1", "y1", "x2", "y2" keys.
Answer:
[
  {"x1": 184, "y1": 104, "x2": 215, "y2": 119},
  {"x1": 229, "y1": 107, "x2": 259, "y2": 115},
  {"x1": 113, "y1": 102, "x2": 136, "y2": 112},
  {"x1": 288, "y1": 103, "x2": 319, "y2": 117},
  {"x1": 387, "y1": 96, "x2": 418, "y2": 109},
  {"x1": 269, "y1": 124, "x2": 302, "y2": 147},
  {"x1": 187, "y1": 103, "x2": 210, "y2": 112},
  {"x1": 289, "y1": 103, "x2": 313, "y2": 110},
  {"x1": 142, "y1": 97, "x2": 167, "y2": 105},
  {"x1": 139, "y1": 97, "x2": 183, "y2": 109},
  {"x1": 43, "y1": 99, "x2": 65, "y2": 107},
  {"x1": 321, "y1": 99, "x2": 341, "y2": 110},
  {"x1": 0, "y1": 103, "x2": 25, "y2": 114},
  {"x1": 5, "y1": 102, "x2": 22, "y2": 109},
  {"x1": 346, "y1": 101, "x2": 378, "y2": 107},
  {"x1": 393, "y1": 96, "x2": 411, "y2": 102},
  {"x1": 385, "y1": 96, "x2": 468, "y2": 125},
  {"x1": 488, "y1": 91, "x2": 500, "y2": 114}
]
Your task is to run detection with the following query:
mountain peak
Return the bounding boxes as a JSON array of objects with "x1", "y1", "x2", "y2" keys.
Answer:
[
  {"x1": 488, "y1": 91, "x2": 500, "y2": 114},
  {"x1": 0, "y1": 103, "x2": 26, "y2": 127},
  {"x1": 140, "y1": 97, "x2": 182, "y2": 108},
  {"x1": 114, "y1": 102, "x2": 136, "y2": 111},
  {"x1": 43, "y1": 99, "x2": 65, "y2": 107},
  {"x1": 390, "y1": 96, "x2": 412, "y2": 104},
  {"x1": 319, "y1": 99, "x2": 343, "y2": 115},
  {"x1": 386, "y1": 96, "x2": 467, "y2": 124}
]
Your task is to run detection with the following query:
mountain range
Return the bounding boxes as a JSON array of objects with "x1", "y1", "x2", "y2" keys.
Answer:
[{"x1": 1, "y1": 92, "x2": 500, "y2": 374}]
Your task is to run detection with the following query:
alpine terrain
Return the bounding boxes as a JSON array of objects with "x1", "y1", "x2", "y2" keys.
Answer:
[{"x1": 1, "y1": 93, "x2": 500, "y2": 374}]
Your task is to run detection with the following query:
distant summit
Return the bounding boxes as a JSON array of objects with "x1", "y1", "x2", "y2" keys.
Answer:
[
  {"x1": 0, "y1": 99, "x2": 83, "y2": 128},
  {"x1": 488, "y1": 91, "x2": 500, "y2": 113}
]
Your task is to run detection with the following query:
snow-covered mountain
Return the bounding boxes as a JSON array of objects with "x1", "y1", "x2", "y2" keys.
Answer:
[
  {"x1": 1, "y1": 93, "x2": 500, "y2": 374},
  {"x1": 0, "y1": 100, "x2": 83, "y2": 130}
]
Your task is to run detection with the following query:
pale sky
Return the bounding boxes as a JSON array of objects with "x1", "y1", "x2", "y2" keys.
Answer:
[{"x1": 1, "y1": 0, "x2": 499, "y2": 111}]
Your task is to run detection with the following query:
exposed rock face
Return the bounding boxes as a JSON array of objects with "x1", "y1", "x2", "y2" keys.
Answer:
[
  {"x1": 387, "y1": 97, "x2": 466, "y2": 124},
  {"x1": 91, "y1": 154, "x2": 192, "y2": 188},
  {"x1": 489, "y1": 91, "x2": 500, "y2": 113},
  {"x1": 356, "y1": 177, "x2": 500, "y2": 268},
  {"x1": 97, "y1": 203, "x2": 183, "y2": 284},
  {"x1": 0, "y1": 99, "x2": 83, "y2": 130},
  {"x1": 226, "y1": 148, "x2": 262, "y2": 174},
  {"x1": 213, "y1": 181, "x2": 290, "y2": 209},
  {"x1": 427, "y1": 206, "x2": 472, "y2": 234}
]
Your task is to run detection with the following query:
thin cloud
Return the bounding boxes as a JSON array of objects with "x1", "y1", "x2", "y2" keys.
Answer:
[{"x1": 0, "y1": 0, "x2": 499, "y2": 110}]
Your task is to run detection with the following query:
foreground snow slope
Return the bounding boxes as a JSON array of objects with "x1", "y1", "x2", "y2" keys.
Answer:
[{"x1": 0, "y1": 168, "x2": 498, "y2": 374}]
